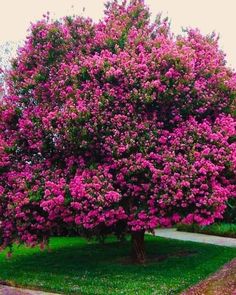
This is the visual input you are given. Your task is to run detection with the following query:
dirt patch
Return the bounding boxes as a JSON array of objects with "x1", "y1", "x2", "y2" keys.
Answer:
[
  {"x1": 182, "y1": 258, "x2": 236, "y2": 295},
  {"x1": 117, "y1": 250, "x2": 197, "y2": 265}
]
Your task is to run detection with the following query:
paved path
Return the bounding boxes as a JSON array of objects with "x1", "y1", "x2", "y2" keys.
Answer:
[
  {"x1": 154, "y1": 228, "x2": 236, "y2": 247},
  {"x1": 182, "y1": 258, "x2": 236, "y2": 295},
  {"x1": 0, "y1": 285, "x2": 60, "y2": 295}
]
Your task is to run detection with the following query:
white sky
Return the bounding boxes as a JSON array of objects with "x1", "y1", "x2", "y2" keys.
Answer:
[{"x1": 0, "y1": 0, "x2": 236, "y2": 69}]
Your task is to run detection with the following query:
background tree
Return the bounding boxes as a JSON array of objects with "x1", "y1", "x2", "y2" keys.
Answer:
[
  {"x1": 0, "y1": 0, "x2": 235, "y2": 263},
  {"x1": 0, "y1": 41, "x2": 20, "y2": 98}
]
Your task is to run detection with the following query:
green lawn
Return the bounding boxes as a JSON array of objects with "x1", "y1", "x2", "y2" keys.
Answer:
[{"x1": 0, "y1": 236, "x2": 235, "y2": 295}]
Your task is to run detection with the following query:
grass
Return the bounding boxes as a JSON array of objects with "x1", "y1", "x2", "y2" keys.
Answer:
[
  {"x1": 176, "y1": 223, "x2": 236, "y2": 238},
  {"x1": 0, "y1": 236, "x2": 236, "y2": 295}
]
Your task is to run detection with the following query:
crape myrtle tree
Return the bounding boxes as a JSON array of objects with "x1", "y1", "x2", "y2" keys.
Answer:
[{"x1": 0, "y1": 0, "x2": 236, "y2": 263}]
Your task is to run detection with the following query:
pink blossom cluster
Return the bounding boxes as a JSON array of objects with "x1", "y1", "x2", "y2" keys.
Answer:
[{"x1": 0, "y1": 0, "x2": 235, "y2": 249}]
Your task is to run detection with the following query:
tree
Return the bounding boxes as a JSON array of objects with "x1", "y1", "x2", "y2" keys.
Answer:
[
  {"x1": 0, "y1": 0, "x2": 235, "y2": 263},
  {"x1": 0, "y1": 41, "x2": 20, "y2": 98}
]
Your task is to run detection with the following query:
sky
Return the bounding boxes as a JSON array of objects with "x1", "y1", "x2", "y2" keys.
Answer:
[{"x1": 0, "y1": 0, "x2": 236, "y2": 69}]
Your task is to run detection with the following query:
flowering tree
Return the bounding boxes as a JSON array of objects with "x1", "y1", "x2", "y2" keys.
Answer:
[{"x1": 0, "y1": 0, "x2": 235, "y2": 263}]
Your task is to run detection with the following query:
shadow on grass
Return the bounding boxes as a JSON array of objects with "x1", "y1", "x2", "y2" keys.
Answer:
[{"x1": 1, "y1": 237, "x2": 199, "y2": 271}]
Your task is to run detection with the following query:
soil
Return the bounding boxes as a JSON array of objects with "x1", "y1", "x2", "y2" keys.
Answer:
[{"x1": 117, "y1": 249, "x2": 197, "y2": 265}]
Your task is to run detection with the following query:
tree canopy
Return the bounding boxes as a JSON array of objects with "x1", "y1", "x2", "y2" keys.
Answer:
[{"x1": 0, "y1": 0, "x2": 235, "y2": 262}]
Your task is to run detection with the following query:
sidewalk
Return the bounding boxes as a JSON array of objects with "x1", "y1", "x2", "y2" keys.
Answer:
[
  {"x1": 0, "y1": 285, "x2": 60, "y2": 295},
  {"x1": 182, "y1": 258, "x2": 236, "y2": 295},
  {"x1": 154, "y1": 228, "x2": 236, "y2": 247}
]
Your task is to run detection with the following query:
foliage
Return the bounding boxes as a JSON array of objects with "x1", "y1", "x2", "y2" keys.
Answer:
[
  {"x1": 177, "y1": 222, "x2": 236, "y2": 238},
  {"x1": 224, "y1": 198, "x2": 236, "y2": 223},
  {"x1": 0, "y1": 0, "x2": 235, "y2": 250}
]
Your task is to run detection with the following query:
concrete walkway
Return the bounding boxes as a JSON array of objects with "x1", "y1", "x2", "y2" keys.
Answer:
[
  {"x1": 154, "y1": 228, "x2": 236, "y2": 247},
  {"x1": 182, "y1": 258, "x2": 236, "y2": 295},
  {"x1": 0, "y1": 285, "x2": 60, "y2": 295}
]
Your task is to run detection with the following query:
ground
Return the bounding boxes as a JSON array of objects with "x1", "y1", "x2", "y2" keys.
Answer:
[
  {"x1": 176, "y1": 223, "x2": 236, "y2": 238},
  {"x1": 154, "y1": 228, "x2": 236, "y2": 247},
  {"x1": 0, "y1": 235, "x2": 235, "y2": 294},
  {"x1": 183, "y1": 258, "x2": 236, "y2": 295}
]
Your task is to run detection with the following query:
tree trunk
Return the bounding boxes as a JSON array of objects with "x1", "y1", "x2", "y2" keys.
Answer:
[{"x1": 131, "y1": 230, "x2": 146, "y2": 264}]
